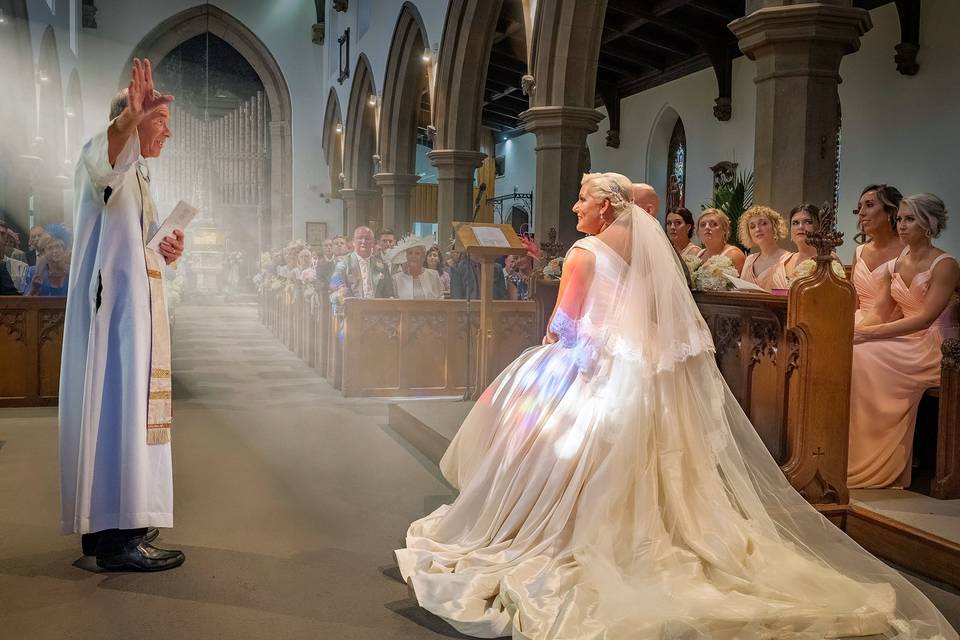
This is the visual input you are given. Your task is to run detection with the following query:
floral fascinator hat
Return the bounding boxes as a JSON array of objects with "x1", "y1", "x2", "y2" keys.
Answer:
[{"x1": 385, "y1": 235, "x2": 434, "y2": 265}]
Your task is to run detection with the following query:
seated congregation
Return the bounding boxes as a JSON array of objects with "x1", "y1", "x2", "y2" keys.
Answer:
[
  {"x1": 0, "y1": 223, "x2": 72, "y2": 297},
  {"x1": 254, "y1": 181, "x2": 958, "y2": 497}
]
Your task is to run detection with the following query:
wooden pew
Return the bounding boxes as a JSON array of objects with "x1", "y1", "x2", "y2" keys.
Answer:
[
  {"x1": 338, "y1": 298, "x2": 538, "y2": 398},
  {"x1": 0, "y1": 296, "x2": 67, "y2": 407},
  {"x1": 932, "y1": 338, "x2": 960, "y2": 499}
]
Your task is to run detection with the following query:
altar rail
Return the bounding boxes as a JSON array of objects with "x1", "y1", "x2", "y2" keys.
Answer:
[
  {"x1": 0, "y1": 297, "x2": 66, "y2": 407},
  {"x1": 257, "y1": 288, "x2": 538, "y2": 399}
]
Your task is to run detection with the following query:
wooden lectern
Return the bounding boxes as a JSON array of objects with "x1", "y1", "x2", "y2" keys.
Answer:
[{"x1": 454, "y1": 223, "x2": 528, "y2": 399}]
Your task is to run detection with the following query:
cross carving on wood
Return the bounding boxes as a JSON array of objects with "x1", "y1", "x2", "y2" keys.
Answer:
[{"x1": 812, "y1": 447, "x2": 826, "y2": 459}]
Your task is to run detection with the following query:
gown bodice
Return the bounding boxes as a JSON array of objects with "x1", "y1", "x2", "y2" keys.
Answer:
[
  {"x1": 741, "y1": 252, "x2": 790, "y2": 291},
  {"x1": 853, "y1": 244, "x2": 893, "y2": 317},
  {"x1": 889, "y1": 251, "x2": 959, "y2": 342},
  {"x1": 569, "y1": 236, "x2": 629, "y2": 330}
]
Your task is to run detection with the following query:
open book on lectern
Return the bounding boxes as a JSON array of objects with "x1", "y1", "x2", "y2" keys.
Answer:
[{"x1": 453, "y1": 222, "x2": 528, "y2": 259}]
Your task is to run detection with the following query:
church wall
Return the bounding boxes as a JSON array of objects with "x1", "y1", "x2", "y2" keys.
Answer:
[
  {"x1": 75, "y1": 0, "x2": 327, "y2": 243},
  {"x1": 494, "y1": 134, "x2": 538, "y2": 214},
  {"x1": 838, "y1": 0, "x2": 960, "y2": 260}
]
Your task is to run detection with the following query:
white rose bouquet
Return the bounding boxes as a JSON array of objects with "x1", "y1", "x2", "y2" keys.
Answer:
[
  {"x1": 692, "y1": 255, "x2": 739, "y2": 291},
  {"x1": 792, "y1": 258, "x2": 846, "y2": 283}
]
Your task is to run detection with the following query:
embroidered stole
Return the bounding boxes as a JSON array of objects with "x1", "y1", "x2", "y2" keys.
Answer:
[{"x1": 137, "y1": 165, "x2": 173, "y2": 445}]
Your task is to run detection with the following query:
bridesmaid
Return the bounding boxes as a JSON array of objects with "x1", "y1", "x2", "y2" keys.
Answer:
[
  {"x1": 852, "y1": 184, "x2": 905, "y2": 323},
  {"x1": 848, "y1": 193, "x2": 960, "y2": 488},
  {"x1": 696, "y1": 208, "x2": 746, "y2": 273},
  {"x1": 783, "y1": 204, "x2": 820, "y2": 280},
  {"x1": 664, "y1": 207, "x2": 700, "y2": 257},
  {"x1": 738, "y1": 205, "x2": 790, "y2": 290}
]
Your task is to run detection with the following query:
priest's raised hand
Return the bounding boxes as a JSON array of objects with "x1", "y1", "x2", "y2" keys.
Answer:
[{"x1": 108, "y1": 57, "x2": 174, "y2": 166}]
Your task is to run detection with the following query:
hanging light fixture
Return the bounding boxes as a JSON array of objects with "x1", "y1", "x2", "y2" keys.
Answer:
[
  {"x1": 335, "y1": 122, "x2": 343, "y2": 134},
  {"x1": 421, "y1": 48, "x2": 431, "y2": 63},
  {"x1": 367, "y1": 93, "x2": 377, "y2": 107},
  {"x1": 0, "y1": 8, "x2": 7, "y2": 24}
]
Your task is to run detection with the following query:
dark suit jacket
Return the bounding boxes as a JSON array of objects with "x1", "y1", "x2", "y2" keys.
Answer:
[
  {"x1": 1, "y1": 261, "x2": 20, "y2": 295},
  {"x1": 450, "y1": 257, "x2": 509, "y2": 300}
]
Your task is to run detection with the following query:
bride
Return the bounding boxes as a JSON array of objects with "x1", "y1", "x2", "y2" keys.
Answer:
[{"x1": 395, "y1": 173, "x2": 955, "y2": 640}]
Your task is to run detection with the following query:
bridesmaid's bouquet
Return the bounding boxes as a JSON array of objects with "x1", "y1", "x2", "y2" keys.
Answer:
[
  {"x1": 692, "y1": 255, "x2": 739, "y2": 291},
  {"x1": 792, "y1": 258, "x2": 846, "y2": 282}
]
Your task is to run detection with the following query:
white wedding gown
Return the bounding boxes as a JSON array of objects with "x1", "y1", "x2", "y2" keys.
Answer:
[{"x1": 395, "y1": 209, "x2": 955, "y2": 640}]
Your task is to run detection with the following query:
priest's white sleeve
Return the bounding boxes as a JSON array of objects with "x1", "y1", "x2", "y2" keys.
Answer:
[{"x1": 80, "y1": 118, "x2": 142, "y2": 198}]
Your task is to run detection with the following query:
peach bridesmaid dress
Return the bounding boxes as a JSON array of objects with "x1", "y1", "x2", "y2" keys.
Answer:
[
  {"x1": 852, "y1": 244, "x2": 892, "y2": 324},
  {"x1": 740, "y1": 252, "x2": 790, "y2": 291},
  {"x1": 848, "y1": 251, "x2": 960, "y2": 488}
]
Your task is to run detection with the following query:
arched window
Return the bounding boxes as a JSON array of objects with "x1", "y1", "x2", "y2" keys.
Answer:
[{"x1": 666, "y1": 118, "x2": 686, "y2": 211}]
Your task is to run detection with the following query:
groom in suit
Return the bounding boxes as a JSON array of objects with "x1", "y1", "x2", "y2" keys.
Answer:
[{"x1": 330, "y1": 226, "x2": 395, "y2": 312}]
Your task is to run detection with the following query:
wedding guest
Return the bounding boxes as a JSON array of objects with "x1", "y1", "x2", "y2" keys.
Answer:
[
  {"x1": 321, "y1": 238, "x2": 335, "y2": 262},
  {"x1": 389, "y1": 236, "x2": 443, "y2": 300},
  {"x1": 2, "y1": 225, "x2": 26, "y2": 262},
  {"x1": 852, "y1": 184, "x2": 905, "y2": 324},
  {"x1": 332, "y1": 235, "x2": 349, "y2": 257},
  {"x1": 738, "y1": 205, "x2": 790, "y2": 290},
  {"x1": 450, "y1": 252, "x2": 510, "y2": 300},
  {"x1": 26, "y1": 237, "x2": 70, "y2": 296},
  {"x1": 696, "y1": 208, "x2": 746, "y2": 272},
  {"x1": 781, "y1": 204, "x2": 821, "y2": 281},
  {"x1": 508, "y1": 254, "x2": 534, "y2": 300},
  {"x1": 0, "y1": 229, "x2": 23, "y2": 295},
  {"x1": 425, "y1": 245, "x2": 450, "y2": 295},
  {"x1": 329, "y1": 226, "x2": 395, "y2": 307},
  {"x1": 631, "y1": 183, "x2": 660, "y2": 217},
  {"x1": 849, "y1": 193, "x2": 959, "y2": 489},
  {"x1": 378, "y1": 228, "x2": 397, "y2": 257},
  {"x1": 665, "y1": 207, "x2": 700, "y2": 257},
  {"x1": 26, "y1": 225, "x2": 48, "y2": 266}
]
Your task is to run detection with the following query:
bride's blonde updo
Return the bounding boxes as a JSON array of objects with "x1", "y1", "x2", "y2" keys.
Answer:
[{"x1": 582, "y1": 172, "x2": 635, "y2": 219}]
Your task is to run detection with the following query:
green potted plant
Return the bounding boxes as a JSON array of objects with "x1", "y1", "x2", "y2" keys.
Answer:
[{"x1": 704, "y1": 170, "x2": 754, "y2": 249}]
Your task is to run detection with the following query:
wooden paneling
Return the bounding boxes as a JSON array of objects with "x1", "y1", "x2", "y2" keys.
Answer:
[
  {"x1": 339, "y1": 298, "x2": 537, "y2": 398},
  {"x1": 0, "y1": 297, "x2": 66, "y2": 407},
  {"x1": 933, "y1": 339, "x2": 960, "y2": 499},
  {"x1": 412, "y1": 183, "x2": 438, "y2": 223}
]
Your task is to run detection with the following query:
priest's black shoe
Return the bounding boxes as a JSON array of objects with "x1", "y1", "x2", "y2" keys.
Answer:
[
  {"x1": 82, "y1": 527, "x2": 159, "y2": 556},
  {"x1": 96, "y1": 540, "x2": 185, "y2": 572}
]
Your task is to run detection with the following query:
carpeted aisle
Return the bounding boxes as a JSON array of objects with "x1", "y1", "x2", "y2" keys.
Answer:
[{"x1": 0, "y1": 303, "x2": 463, "y2": 640}]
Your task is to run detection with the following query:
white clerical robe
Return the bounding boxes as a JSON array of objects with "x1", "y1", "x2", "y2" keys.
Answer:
[{"x1": 59, "y1": 122, "x2": 174, "y2": 534}]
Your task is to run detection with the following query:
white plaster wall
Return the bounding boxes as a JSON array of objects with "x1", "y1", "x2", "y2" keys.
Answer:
[
  {"x1": 75, "y1": 0, "x2": 327, "y2": 242},
  {"x1": 585, "y1": 57, "x2": 758, "y2": 223},
  {"x1": 494, "y1": 134, "x2": 537, "y2": 208},
  {"x1": 838, "y1": 0, "x2": 960, "y2": 261}
]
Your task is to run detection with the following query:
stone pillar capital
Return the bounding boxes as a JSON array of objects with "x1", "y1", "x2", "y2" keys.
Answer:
[
  {"x1": 373, "y1": 172, "x2": 421, "y2": 192},
  {"x1": 338, "y1": 187, "x2": 379, "y2": 203},
  {"x1": 426, "y1": 149, "x2": 486, "y2": 172},
  {"x1": 731, "y1": 4, "x2": 872, "y2": 63},
  {"x1": 519, "y1": 106, "x2": 605, "y2": 136}
]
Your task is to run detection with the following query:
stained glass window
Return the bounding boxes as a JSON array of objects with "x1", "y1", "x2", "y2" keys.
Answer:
[{"x1": 667, "y1": 119, "x2": 686, "y2": 211}]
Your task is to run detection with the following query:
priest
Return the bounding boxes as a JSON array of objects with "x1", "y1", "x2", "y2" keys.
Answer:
[{"x1": 60, "y1": 58, "x2": 186, "y2": 571}]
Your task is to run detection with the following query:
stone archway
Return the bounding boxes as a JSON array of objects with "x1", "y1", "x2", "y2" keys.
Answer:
[
  {"x1": 0, "y1": 0, "x2": 36, "y2": 230},
  {"x1": 342, "y1": 53, "x2": 380, "y2": 233},
  {"x1": 645, "y1": 104, "x2": 682, "y2": 222},
  {"x1": 321, "y1": 88, "x2": 345, "y2": 230},
  {"x1": 35, "y1": 25, "x2": 68, "y2": 225},
  {"x1": 375, "y1": 2, "x2": 431, "y2": 235},
  {"x1": 429, "y1": 0, "x2": 503, "y2": 241},
  {"x1": 125, "y1": 5, "x2": 293, "y2": 245},
  {"x1": 65, "y1": 69, "x2": 84, "y2": 165}
]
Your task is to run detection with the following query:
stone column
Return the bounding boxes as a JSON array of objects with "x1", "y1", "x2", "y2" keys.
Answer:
[
  {"x1": 374, "y1": 172, "x2": 420, "y2": 235},
  {"x1": 427, "y1": 149, "x2": 486, "y2": 246},
  {"x1": 338, "y1": 188, "x2": 380, "y2": 235},
  {"x1": 519, "y1": 106, "x2": 604, "y2": 246},
  {"x1": 730, "y1": 3, "x2": 871, "y2": 215},
  {"x1": 269, "y1": 120, "x2": 293, "y2": 245}
]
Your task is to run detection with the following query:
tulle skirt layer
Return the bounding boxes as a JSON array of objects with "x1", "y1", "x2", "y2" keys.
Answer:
[{"x1": 396, "y1": 343, "x2": 955, "y2": 640}]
